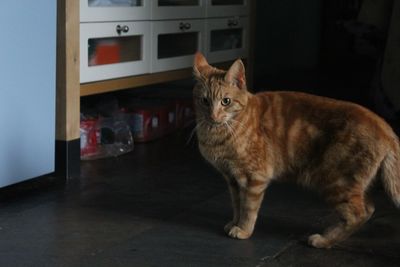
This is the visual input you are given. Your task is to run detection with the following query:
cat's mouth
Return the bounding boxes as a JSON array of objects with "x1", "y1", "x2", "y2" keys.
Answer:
[
  {"x1": 197, "y1": 116, "x2": 231, "y2": 129},
  {"x1": 210, "y1": 115, "x2": 230, "y2": 126},
  {"x1": 207, "y1": 120, "x2": 229, "y2": 129},
  {"x1": 211, "y1": 120, "x2": 224, "y2": 126}
]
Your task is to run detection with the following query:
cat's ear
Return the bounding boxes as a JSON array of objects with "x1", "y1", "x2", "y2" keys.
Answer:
[
  {"x1": 193, "y1": 52, "x2": 210, "y2": 81},
  {"x1": 225, "y1": 59, "x2": 247, "y2": 90}
]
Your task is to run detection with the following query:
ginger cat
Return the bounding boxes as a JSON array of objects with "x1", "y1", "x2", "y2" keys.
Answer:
[{"x1": 192, "y1": 52, "x2": 400, "y2": 249}]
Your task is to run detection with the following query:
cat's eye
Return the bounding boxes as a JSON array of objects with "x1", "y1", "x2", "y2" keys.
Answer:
[
  {"x1": 201, "y1": 97, "x2": 210, "y2": 106},
  {"x1": 221, "y1": 97, "x2": 231, "y2": 106}
]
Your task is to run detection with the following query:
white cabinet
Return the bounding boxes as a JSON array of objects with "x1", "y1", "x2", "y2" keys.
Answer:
[
  {"x1": 206, "y1": 17, "x2": 248, "y2": 63},
  {"x1": 206, "y1": 0, "x2": 249, "y2": 17},
  {"x1": 79, "y1": 0, "x2": 251, "y2": 86},
  {"x1": 151, "y1": 0, "x2": 206, "y2": 20},
  {"x1": 80, "y1": 21, "x2": 150, "y2": 83},
  {"x1": 80, "y1": 0, "x2": 151, "y2": 22},
  {"x1": 151, "y1": 20, "x2": 205, "y2": 72}
]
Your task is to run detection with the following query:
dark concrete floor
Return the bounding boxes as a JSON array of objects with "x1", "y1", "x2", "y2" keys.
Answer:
[{"x1": 1, "y1": 130, "x2": 400, "y2": 267}]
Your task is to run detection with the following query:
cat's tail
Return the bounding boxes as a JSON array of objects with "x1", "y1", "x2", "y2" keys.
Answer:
[{"x1": 381, "y1": 139, "x2": 400, "y2": 207}]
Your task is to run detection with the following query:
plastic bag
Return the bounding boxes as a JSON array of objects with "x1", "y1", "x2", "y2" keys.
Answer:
[{"x1": 80, "y1": 114, "x2": 134, "y2": 160}]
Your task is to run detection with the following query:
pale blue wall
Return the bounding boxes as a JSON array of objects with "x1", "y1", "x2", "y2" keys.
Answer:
[{"x1": 0, "y1": 1, "x2": 57, "y2": 187}]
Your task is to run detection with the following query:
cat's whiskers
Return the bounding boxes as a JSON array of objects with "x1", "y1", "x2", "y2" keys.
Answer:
[
  {"x1": 225, "y1": 121, "x2": 238, "y2": 141},
  {"x1": 182, "y1": 118, "x2": 197, "y2": 129},
  {"x1": 223, "y1": 121, "x2": 232, "y2": 137},
  {"x1": 187, "y1": 119, "x2": 206, "y2": 145},
  {"x1": 229, "y1": 118, "x2": 246, "y2": 134}
]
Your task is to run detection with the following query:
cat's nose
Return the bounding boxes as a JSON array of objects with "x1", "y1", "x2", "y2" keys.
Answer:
[
  {"x1": 210, "y1": 113, "x2": 218, "y2": 121},
  {"x1": 210, "y1": 112, "x2": 222, "y2": 122},
  {"x1": 210, "y1": 112, "x2": 224, "y2": 124}
]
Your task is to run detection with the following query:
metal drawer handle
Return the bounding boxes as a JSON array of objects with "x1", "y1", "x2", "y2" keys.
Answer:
[
  {"x1": 116, "y1": 25, "x2": 129, "y2": 34},
  {"x1": 179, "y1": 22, "x2": 191, "y2": 31},
  {"x1": 228, "y1": 19, "x2": 239, "y2": 27}
]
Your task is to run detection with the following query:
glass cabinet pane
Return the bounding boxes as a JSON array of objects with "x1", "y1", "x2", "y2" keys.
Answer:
[
  {"x1": 88, "y1": 0, "x2": 142, "y2": 7},
  {"x1": 210, "y1": 29, "x2": 242, "y2": 52},
  {"x1": 158, "y1": 0, "x2": 199, "y2": 6},
  {"x1": 158, "y1": 32, "x2": 198, "y2": 59},
  {"x1": 211, "y1": 0, "x2": 244, "y2": 5},
  {"x1": 88, "y1": 36, "x2": 142, "y2": 66}
]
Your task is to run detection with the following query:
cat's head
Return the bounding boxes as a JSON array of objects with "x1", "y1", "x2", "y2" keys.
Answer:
[{"x1": 192, "y1": 52, "x2": 249, "y2": 126}]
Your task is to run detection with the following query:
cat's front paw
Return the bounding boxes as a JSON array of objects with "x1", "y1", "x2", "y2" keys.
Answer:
[
  {"x1": 308, "y1": 234, "x2": 332, "y2": 249},
  {"x1": 224, "y1": 221, "x2": 236, "y2": 234},
  {"x1": 227, "y1": 226, "x2": 252, "y2": 239}
]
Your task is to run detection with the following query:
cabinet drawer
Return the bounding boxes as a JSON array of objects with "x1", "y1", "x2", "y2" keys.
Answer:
[
  {"x1": 80, "y1": 0, "x2": 150, "y2": 22},
  {"x1": 205, "y1": 17, "x2": 248, "y2": 63},
  {"x1": 151, "y1": 0, "x2": 206, "y2": 20},
  {"x1": 206, "y1": 0, "x2": 249, "y2": 17},
  {"x1": 80, "y1": 22, "x2": 150, "y2": 83},
  {"x1": 151, "y1": 20, "x2": 205, "y2": 73}
]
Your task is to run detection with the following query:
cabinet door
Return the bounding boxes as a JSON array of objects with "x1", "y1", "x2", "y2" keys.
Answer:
[
  {"x1": 81, "y1": 22, "x2": 150, "y2": 83},
  {"x1": 206, "y1": 17, "x2": 248, "y2": 63},
  {"x1": 80, "y1": 0, "x2": 150, "y2": 22},
  {"x1": 206, "y1": 0, "x2": 249, "y2": 17},
  {"x1": 151, "y1": 0, "x2": 206, "y2": 20},
  {"x1": 151, "y1": 20, "x2": 205, "y2": 73}
]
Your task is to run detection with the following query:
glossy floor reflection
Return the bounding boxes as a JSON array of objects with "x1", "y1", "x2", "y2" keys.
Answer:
[{"x1": 0, "y1": 130, "x2": 399, "y2": 267}]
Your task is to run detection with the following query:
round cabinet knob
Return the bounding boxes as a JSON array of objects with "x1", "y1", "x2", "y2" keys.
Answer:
[
  {"x1": 179, "y1": 22, "x2": 192, "y2": 31},
  {"x1": 116, "y1": 25, "x2": 130, "y2": 35},
  {"x1": 228, "y1": 19, "x2": 239, "y2": 27}
]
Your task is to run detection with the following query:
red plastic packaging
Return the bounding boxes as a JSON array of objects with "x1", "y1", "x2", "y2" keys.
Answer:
[{"x1": 80, "y1": 119, "x2": 100, "y2": 157}]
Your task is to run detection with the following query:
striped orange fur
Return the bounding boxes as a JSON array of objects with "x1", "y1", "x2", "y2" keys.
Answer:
[{"x1": 193, "y1": 52, "x2": 400, "y2": 248}]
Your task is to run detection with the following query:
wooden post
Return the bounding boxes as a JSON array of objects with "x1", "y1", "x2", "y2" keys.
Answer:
[{"x1": 56, "y1": 0, "x2": 80, "y2": 178}]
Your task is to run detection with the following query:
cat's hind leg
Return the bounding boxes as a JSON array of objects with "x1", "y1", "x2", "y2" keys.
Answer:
[
  {"x1": 308, "y1": 190, "x2": 374, "y2": 249},
  {"x1": 308, "y1": 141, "x2": 382, "y2": 249}
]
